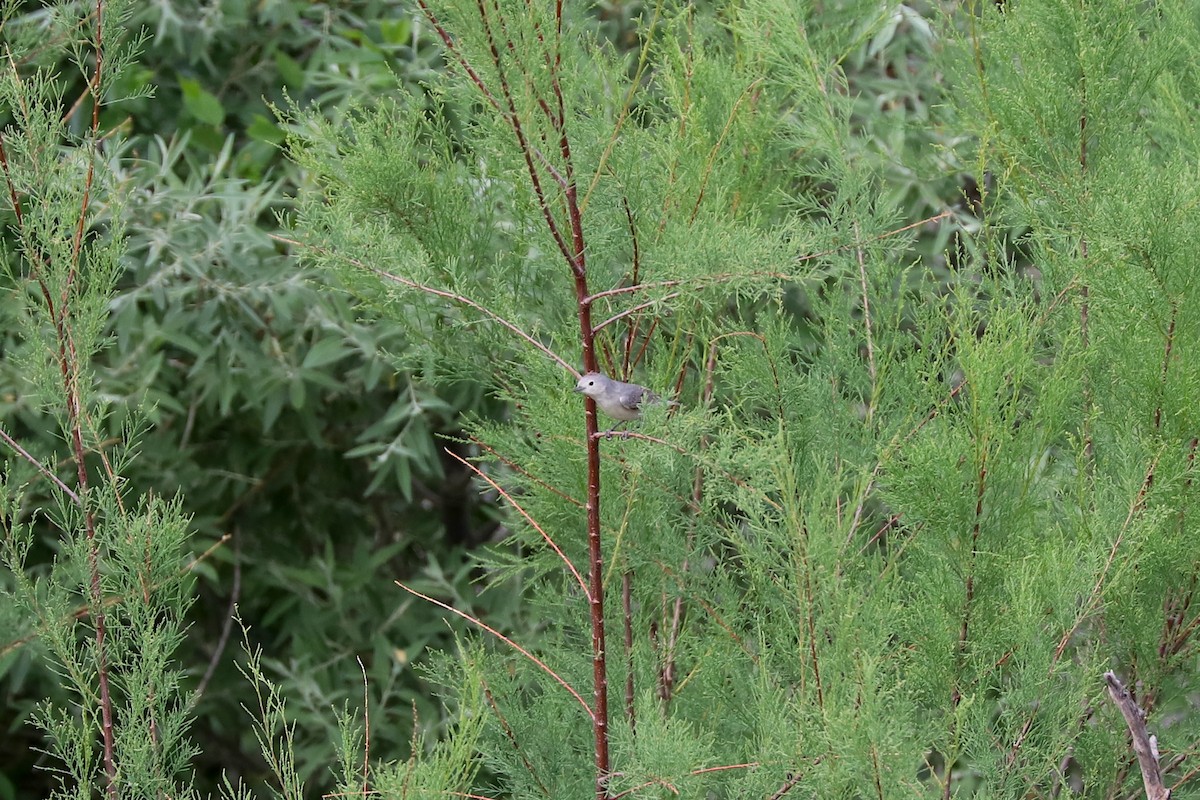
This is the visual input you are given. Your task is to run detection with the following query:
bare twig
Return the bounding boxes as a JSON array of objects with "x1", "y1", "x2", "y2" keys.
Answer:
[
  {"x1": 445, "y1": 448, "x2": 589, "y2": 598},
  {"x1": 395, "y1": 580, "x2": 594, "y2": 718},
  {"x1": 585, "y1": 270, "x2": 793, "y2": 305},
  {"x1": 1105, "y1": 671, "x2": 1171, "y2": 800},
  {"x1": 272, "y1": 235, "x2": 577, "y2": 377},
  {"x1": 852, "y1": 219, "x2": 877, "y2": 426},
  {"x1": 358, "y1": 655, "x2": 371, "y2": 796},
  {"x1": 592, "y1": 293, "x2": 681, "y2": 334},
  {"x1": 0, "y1": 425, "x2": 82, "y2": 505},
  {"x1": 472, "y1": 439, "x2": 583, "y2": 507},
  {"x1": 767, "y1": 773, "x2": 803, "y2": 800},
  {"x1": 194, "y1": 533, "x2": 241, "y2": 700}
]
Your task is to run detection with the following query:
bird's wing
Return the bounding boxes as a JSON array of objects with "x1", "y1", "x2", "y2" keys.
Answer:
[{"x1": 618, "y1": 385, "x2": 650, "y2": 411}]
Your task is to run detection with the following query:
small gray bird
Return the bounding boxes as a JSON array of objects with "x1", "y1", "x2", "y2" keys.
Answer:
[{"x1": 573, "y1": 372, "x2": 671, "y2": 430}]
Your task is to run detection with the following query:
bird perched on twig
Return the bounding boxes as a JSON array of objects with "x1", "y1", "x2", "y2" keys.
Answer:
[{"x1": 573, "y1": 372, "x2": 674, "y2": 433}]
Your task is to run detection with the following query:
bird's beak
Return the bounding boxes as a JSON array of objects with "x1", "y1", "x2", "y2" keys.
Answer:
[{"x1": 572, "y1": 385, "x2": 583, "y2": 393}]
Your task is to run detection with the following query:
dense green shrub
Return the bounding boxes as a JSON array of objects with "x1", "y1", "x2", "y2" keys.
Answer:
[{"x1": 3, "y1": 0, "x2": 1197, "y2": 798}]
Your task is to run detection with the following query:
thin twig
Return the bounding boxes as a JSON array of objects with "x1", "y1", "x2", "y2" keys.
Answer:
[
  {"x1": 272, "y1": 235, "x2": 577, "y2": 376},
  {"x1": 592, "y1": 293, "x2": 681, "y2": 334},
  {"x1": 585, "y1": 270, "x2": 793, "y2": 305},
  {"x1": 1053, "y1": 451, "x2": 1162, "y2": 663},
  {"x1": 396, "y1": 579, "x2": 594, "y2": 718},
  {"x1": 688, "y1": 78, "x2": 764, "y2": 224},
  {"x1": 622, "y1": 570, "x2": 635, "y2": 733},
  {"x1": 472, "y1": 439, "x2": 583, "y2": 507},
  {"x1": 358, "y1": 655, "x2": 371, "y2": 796},
  {"x1": 0, "y1": 425, "x2": 82, "y2": 505},
  {"x1": 194, "y1": 533, "x2": 241, "y2": 700},
  {"x1": 444, "y1": 449, "x2": 589, "y2": 598},
  {"x1": 852, "y1": 219, "x2": 877, "y2": 426},
  {"x1": 482, "y1": 680, "x2": 551, "y2": 795}
]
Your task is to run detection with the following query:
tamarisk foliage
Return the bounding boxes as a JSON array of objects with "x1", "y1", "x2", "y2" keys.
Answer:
[
  {"x1": 0, "y1": 1, "x2": 198, "y2": 797},
  {"x1": 285, "y1": 0, "x2": 1200, "y2": 798}
]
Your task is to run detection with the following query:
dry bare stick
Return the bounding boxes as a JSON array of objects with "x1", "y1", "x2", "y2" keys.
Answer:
[
  {"x1": 444, "y1": 448, "x2": 589, "y2": 598},
  {"x1": 592, "y1": 292, "x2": 682, "y2": 334},
  {"x1": 1105, "y1": 671, "x2": 1171, "y2": 800},
  {"x1": 194, "y1": 533, "x2": 240, "y2": 701},
  {"x1": 42, "y1": 4, "x2": 118, "y2": 791},
  {"x1": 357, "y1": 655, "x2": 371, "y2": 796},
  {"x1": 395, "y1": 580, "x2": 594, "y2": 718}
]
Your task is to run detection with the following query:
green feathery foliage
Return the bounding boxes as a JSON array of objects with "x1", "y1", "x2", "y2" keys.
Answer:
[
  {"x1": 285, "y1": 0, "x2": 1200, "y2": 797},
  {"x1": 0, "y1": 0, "x2": 199, "y2": 796}
]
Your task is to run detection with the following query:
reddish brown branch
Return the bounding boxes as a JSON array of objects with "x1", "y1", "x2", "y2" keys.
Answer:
[
  {"x1": 473, "y1": 0, "x2": 576, "y2": 269},
  {"x1": 404, "y1": 3, "x2": 612, "y2": 790},
  {"x1": 415, "y1": 0, "x2": 503, "y2": 112}
]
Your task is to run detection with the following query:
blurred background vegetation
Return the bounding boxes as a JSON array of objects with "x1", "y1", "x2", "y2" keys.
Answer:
[{"x1": 0, "y1": 0, "x2": 989, "y2": 795}]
